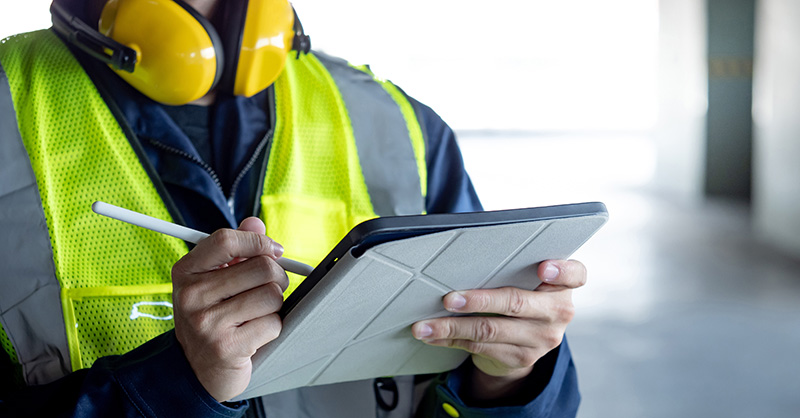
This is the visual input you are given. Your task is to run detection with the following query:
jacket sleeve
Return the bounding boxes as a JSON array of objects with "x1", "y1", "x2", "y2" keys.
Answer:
[
  {"x1": 0, "y1": 330, "x2": 247, "y2": 418},
  {"x1": 411, "y1": 97, "x2": 581, "y2": 417},
  {"x1": 416, "y1": 338, "x2": 580, "y2": 418}
]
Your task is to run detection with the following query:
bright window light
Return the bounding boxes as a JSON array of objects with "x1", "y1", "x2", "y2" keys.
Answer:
[
  {"x1": 4, "y1": 1, "x2": 659, "y2": 132},
  {"x1": 0, "y1": 0, "x2": 53, "y2": 40},
  {"x1": 298, "y1": 0, "x2": 660, "y2": 131}
]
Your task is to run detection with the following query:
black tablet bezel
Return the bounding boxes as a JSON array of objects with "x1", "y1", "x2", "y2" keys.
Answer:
[{"x1": 279, "y1": 202, "x2": 607, "y2": 317}]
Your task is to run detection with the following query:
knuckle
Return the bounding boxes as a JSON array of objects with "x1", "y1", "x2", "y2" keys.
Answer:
[
  {"x1": 175, "y1": 282, "x2": 203, "y2": 310},
  {"x1": 266, "y1": 257, "x2": 288, "y2": 281},
  {"x1": 269, "y1": 281, "x2": 285, "y2": 300},
  {"x1": 211, "y1": 228, "x2": 238, "y2": 249},
  {"x1": 575, "y1": 261, "x2": 588, "y2": 286},
  {"x1": 474, "y1": 317, "x2": 498, "y2": 342},
  {"x1": 248, "y1": 234, "x2": 272, "y2": 257},
  {"x1": 544, "y1": 331, "x2": 564, "y2": 350},
  {"x1": 507, "y1": 288, "x2": 527, "y2": 316},
  {"x1": 261, "y1": 283, "x2": 284, "y2": 312},
  {"x1": 171, "y1": 259, "x2": 188, "y2": 279},
  {"x1": 262, "y1": 259, "x2": 289, "y2": 291},
  {"x1": 474, "y1": 292, "x2": 492, "y2": 312},
  {"x1": 190, "y1": 309, "x2": 215, "y2": 331},
  {"x1": 515, "y1": 349, "x2": 540, "y2": 368},
  {"x1": 554, "y1": 302, "x2": 576, "y2": 324},
  {"x1": 278, "y1": 271, "x2": 290, "y2": 290},
  {"x1": 439, "y1": 319, "x2": 454, "y2": 339},
  {"x1": 252, "y1": 256, "x2": 288, "y2": 287},
  {"x1": 264, "y1": 313, "x2": 283, "y2": 341},
  {"x1": 251, "y1": 256, "x2": 274, "y2": 275}
]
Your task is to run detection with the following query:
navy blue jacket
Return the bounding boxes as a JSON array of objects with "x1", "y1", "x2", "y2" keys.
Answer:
[{"x1": 0, "y1": 48, "x2": 580, "y2": 417}]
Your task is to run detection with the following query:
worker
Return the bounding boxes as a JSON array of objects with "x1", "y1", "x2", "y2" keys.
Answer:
[{"x1": 0, "y1": 0, "x2": 587, "y2": 416}]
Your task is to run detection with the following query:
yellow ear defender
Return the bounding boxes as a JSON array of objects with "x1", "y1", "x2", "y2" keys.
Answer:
[
  {"x1": 97, "y1": 0, "x2": 223, "y2": 105},
  {"x1": 215, "y1": 0, "x2": 299, "y2": 97},
  {"x1": 51, "y1": 0, "x2": 310, "y2": 105}
]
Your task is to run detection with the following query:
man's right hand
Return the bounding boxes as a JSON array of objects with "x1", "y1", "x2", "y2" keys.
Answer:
[{"x1": 171, "y1": 217, "x2": 288, "y2": 402}]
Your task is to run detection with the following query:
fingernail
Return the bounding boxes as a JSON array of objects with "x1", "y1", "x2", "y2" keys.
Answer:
[
  {"x1": 414, "y1": 323, "x2": 433, "y2": 339},
  {"x1": 272, "y1": 242, "x2": 284, "y2": 257},
  {"x1": 447, "y1": 292, "x2": 467, "y2": 311},
  {"x1": 542, "y1": 263, "x2": 560, "y2": 282}
]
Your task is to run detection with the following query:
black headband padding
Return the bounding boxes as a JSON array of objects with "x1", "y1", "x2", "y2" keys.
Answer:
[
  {"x1": 172, "y1": 0, "x2": 226, "y2": 92},
  {"x1": 213, "y1": 0, "x2": 249, "y2": 93},
  {"x1": 52, "y1": 0, "x2": 106, "y2": 25}
]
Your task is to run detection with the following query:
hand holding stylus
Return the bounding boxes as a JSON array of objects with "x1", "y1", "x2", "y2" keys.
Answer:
[
  {"x1": 92, "y1": 201, "x2": 303, "y2": 401},
  {"x1": 171, "y1": 215, "x2": 288, "y2": 401}
]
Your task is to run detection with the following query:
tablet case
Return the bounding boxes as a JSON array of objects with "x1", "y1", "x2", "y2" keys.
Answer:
[{"x1": 235, "y1": 203, "x2": 608, "y2": 400}]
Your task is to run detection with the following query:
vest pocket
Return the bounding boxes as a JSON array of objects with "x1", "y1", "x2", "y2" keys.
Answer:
[
  {"x1": 60, "y1": 284, "x2": 174, "y2": 371},
  {"x1": 260, "y1": 194, "x2": 375, "y2": 297}
]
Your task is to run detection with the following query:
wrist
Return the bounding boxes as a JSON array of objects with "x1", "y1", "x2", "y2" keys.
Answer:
[{"x1": 461, "y1": 360, "x2": 533, "y2": 406}]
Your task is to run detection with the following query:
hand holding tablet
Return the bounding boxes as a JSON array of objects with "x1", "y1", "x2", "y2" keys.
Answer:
[{"x1": 236, "y1": 202, "x2": 608, "y2": 399}]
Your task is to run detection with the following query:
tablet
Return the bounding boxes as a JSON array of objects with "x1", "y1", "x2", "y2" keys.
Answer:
[{"x1": 235, "y1": 202, "x2": 608, "y2": 400}]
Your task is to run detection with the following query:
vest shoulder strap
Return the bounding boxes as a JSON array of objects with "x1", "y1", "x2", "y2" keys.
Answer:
[
  {"x1": 0, "y1": 30, "x2": 186, "y2": 384},
  {"x1": 314, "y1": 52, "x2": 427, "y2": 216},
  {"x1": 0, "y1": 34, "x2": 70, "y2": 386}
]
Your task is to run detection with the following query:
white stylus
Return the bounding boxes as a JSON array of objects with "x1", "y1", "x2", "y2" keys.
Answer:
[{"x1": 91, "y1": 201, "x2": 314, "y2": 277}]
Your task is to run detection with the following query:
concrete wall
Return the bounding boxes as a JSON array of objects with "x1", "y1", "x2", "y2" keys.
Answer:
[
  {"x1": 653, "y1": 0, "x2": 707, "y2": 201},
  {"x1": 705, "y1": 0, "x2": 755, "y2": 200},
  {"x1": 753, "y1": 1, "x2": 800, "y2": 256}
]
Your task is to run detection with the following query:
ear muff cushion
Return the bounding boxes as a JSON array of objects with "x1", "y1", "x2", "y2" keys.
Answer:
[
  {"x1": 99, "y1": 0, "x2": 225, "y2": 105},
  {"x1": 225, "y1": 0, "x2": 296, "y2": 97},
  {"x1": 173, "y1": 0, "x2": 225, "y2": 89}
]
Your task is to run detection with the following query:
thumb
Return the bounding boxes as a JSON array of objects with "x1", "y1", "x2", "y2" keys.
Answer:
[{"x1": 238, "y1": 216, "x2": 266, "y2": 235}]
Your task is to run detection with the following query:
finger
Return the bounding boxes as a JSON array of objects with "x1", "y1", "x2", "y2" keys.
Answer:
[
  {"x1": 211, "y1": 281, "x2": 285, "y2": 326},
  {"x1": 238, "y1": 217, "x2": 266, "y2": 235},
  {"x1": 442, "y1": 287, "x2": 545, "y2": 317},
  {"x1": 537, "y1": 259, "x2": 587, "y2": 289},
  {"x1": 206, "y1": 255, "x2": 290, "y2": 298},
  {"x1": 175, "y1": 228, "x2": 283, "y2": 274},
  {"x1": 233, "y1": 313, "x2": 283, "y2": 357},
  {"x1": 421, "y1": 339, "x2": 547, "y2": 371},
  {"x1": 177, "y1": 255, "x2": 289, "y2": 308},
  {"x1": 412, "y1": 316, "x2": 550, "y2": 346}
]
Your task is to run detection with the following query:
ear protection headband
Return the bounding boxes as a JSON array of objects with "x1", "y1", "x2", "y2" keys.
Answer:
[{"x1": 51, "y1": 0, "x2": 310, "y2": 105}]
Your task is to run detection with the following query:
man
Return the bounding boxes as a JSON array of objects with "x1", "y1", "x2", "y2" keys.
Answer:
[{"x1": 0, "y1": 0, "x2": 587, "y2": 416}]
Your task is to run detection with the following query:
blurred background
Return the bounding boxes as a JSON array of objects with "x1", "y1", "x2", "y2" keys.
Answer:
[{"x1": 2, "y1": 0, "x2": 799, "y2": 416}]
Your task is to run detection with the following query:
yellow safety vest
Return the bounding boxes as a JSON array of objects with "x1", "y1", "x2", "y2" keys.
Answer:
[{"x1": 0, "y1": 29, "x2": 426, "y2": 385}]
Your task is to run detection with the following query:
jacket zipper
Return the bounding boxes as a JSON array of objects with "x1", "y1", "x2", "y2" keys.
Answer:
[
  {"x1": 144, "y1": 137, "x2": 224, "y2": 193},
  {"x1": 227, "y1": 128, "x2": 274, "y2": 213}
]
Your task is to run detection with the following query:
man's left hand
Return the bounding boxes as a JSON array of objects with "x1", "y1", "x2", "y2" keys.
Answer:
[{"x1": 411, "y1": 259, "x2": 586, "y2": 400}]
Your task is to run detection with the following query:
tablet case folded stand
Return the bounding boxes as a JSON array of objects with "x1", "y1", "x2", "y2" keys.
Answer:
[{"x1": 235, "y1": 203, "x2": 608, "y2": 400}]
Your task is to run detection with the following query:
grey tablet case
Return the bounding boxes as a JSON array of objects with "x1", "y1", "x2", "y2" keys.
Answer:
[{"x1": 234, "y1": 202, "x2": 608, "y2": 400}]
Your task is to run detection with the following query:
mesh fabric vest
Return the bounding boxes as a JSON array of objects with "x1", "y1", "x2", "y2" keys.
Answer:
[{"x1": 0, "y1": 30, "x2": 426, "y2": 383}]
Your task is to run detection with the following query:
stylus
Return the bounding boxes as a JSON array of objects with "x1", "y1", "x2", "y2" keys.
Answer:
[{"x1": 91, "y1": 201, "x2": 314, "y2": 277}]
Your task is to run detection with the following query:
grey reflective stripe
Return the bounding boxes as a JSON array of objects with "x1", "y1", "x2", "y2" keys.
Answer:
[
  {"x1": 315, "y1": 52, "x2": 424, "y2": 217},
  {"x1": 258, "y1": 376, "x2": 417, "y2": 418},
  {"x1": 0, "y1": 63, "x2": 71, "y2": 385}
]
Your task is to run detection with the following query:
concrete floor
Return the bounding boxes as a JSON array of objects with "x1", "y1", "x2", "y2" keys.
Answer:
[
  {"x1": 568, "y1": 194, "x2": 800, "y2": 418},
  {"x1": 457, "y1": 135, "x2": 800, "y2": 417}
]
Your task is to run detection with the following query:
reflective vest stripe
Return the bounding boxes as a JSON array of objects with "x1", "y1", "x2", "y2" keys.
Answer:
[
  {"x1": 351, "y1": 62, "x2": 428, "y2": 200},
  {"x1": 315, "y1": 52, "x2": 424, "y2": 217},
  {"x1": 0, "y1": 62, "x2": 71, "y2": 385}
]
